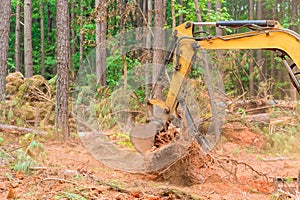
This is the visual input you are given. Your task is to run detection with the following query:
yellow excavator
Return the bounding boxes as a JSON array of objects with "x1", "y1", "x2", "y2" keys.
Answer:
[
  {"x1": 130, "y1": 20, "x2": 300, "y2": 155},
  {"x1": 79, "y1": 20, "x2": 300, "y2": 173}
]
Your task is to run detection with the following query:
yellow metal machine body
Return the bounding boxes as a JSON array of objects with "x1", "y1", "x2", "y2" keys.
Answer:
[
  {"x1": 132, "y1": 20, "x2": 300, "y2": 153},
  {"x1": 151, "y1": 20, "x2": 300, "y2": 115}
]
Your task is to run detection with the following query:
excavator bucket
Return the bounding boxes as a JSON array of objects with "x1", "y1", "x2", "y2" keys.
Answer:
[{"x1": 130, "y1": 122, "x2": 158, "y2": 153}]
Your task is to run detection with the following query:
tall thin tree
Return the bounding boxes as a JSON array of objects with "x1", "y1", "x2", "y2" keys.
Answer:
[
  {"x1": 256, "y1": 0, "x2": 263, "y2": 84},
  {"x1": 207, "y1": 0, "x2": 212, "y2": 11},
  {"x1": 40, "y1": 1, "x2": 45, "y2": 77},
  {"x1": 15, "y1": 0, "x2": 21, "y2": 72},
  {"x1": 215, "y1": 0, "x2": 222, "y2": 37},
  {"x1": 70, "y1": 0, "x2": 76, "y2": 56},
  {"x1": 290, "y1": 0, "x2": 298, "y2": 100},
  {"x1": 79, "y1": 0, "x2": 84, "y2": 68},
  {"x1": 120, "y1": 1, "x2": 127, "y2": 89},
  {"x1": 171, "y1": 0, "x2": 176, "y2": 29},
  {"x1": 56, "y1": 0, "x2": 70, "y2": 140},
  {"x1": 24, "y1": 0, "x2": 33, "y2": 77},
  {"x1": 215, "y1": 0, "x2": 223, "y2": 61},
  {"x1": 0, "y1": 0, "x2": 11, "y2": 101},
  {"x1": 145, "y1": 0, "x2": 152, "y2": 99},
  {"x1": 95, "y1": 0, "x2": 108, "y2": 86},
  {"x1": 178, "y1": 0, "x2": 183, "y2": 24},
  {"x1": 152, "y1": 0, "x2": 165, "y2": 117},
  {"x1": 194, "y1": 0, "x2": 218, "y2": 117},
  {"x1": 249, "y1": 0, "x2": 254, "y2": 97},
  {"x1": 152, "y1": 0, "x2": 165, "y2": 84}
]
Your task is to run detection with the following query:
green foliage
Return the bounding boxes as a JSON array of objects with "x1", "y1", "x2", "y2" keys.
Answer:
[
  {"x1": 56, "y1": 191, "x2": 87, "y2": 200},
  {"x1": 0, "y1": 136, "x2": 4, "y2": 145},
  {"x1": 13, "y1": 133, "x2": 45, "y2": 174},
  {"x1": 232, "y1": 147, "x2": 241, "y2": 154},
  {"x1": 0, "y1": 101, "x2": 25, "y2": 126},
  {"x1": 55, "y1": 186, "x2": 101, "y2": 200},
  {"x1": 106, "y1": 54, "x2": 140, "y2": 88},
  {"x1": 0, "y1": 136, "x2": 10, "y2": 163},
  {"x1": 5, "y1": 0, "x2": 300, "y2": 100},
  {"x1": 13, "y1": 149, "x2": 37, "y2": 174},
  {"x1": 260, "y1": 108, "x2": 300, "y2": 155},
  {"x1": 237, "y1": 108, "x2": 246, "y2": 116},
  {"x1": 263, "y1": 127, "x2": 300, "y2": 155},
  {"x1": 107, "y1": 179, "x2": 125, "y2": 190},
  {"x1": 171, "y1": 0, "x2": 231, "y2": 26},
  {"x1": 111, "y1": 132, "x2": 134, "y2": 149}
]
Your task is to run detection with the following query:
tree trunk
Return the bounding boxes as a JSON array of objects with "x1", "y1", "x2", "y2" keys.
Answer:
[
  {"x1": 0, "y1": 0, "x2": 11, "y2": 101},
  {"x1": 171, "y1": 0, "x2": 176, "y2": 29},
  {"x1": 270, "y1": 51, "x2": 275, "y2": 81},
  {"x1": 47, "y1": 2, "x2": 53, "y2": 42},
  {"x1": 20, "y1": 1, "x2": 24, "y2": 72},
  {"x1": 47, "y1": 1, "x2": 55, "y2": 74},
  {"x1": 267, "y1": 1, "x2": 276, "y2": 96},
  {"x1": 15, "y1": 1, "x2": 21, "y2": 72},
  {"x1": 120, "y1": 1, "x2": 127, "y2": 89},
  {"x1": 215, "y1": 0, "x2": 222, "y2": 37},
  {"x1": 143, "y1": 0, "x2": 146, "y2": 16},
  {"x1": 249, "y1": 0, "x2": 254, "y2": 97},
  {"x1": 56, "y1": 0, "x2": 70, "y2": 140},
  {"x1": 79, "y1": 0, "x2": 84, "y2": 68},
  {"x1": 290, "y1": 0, "x2": 297, "y2": 100},
  {"x1": 152, "y1": 0, "x2": 165, "y2": 85},
  {"x1": 152, "y1": 0, "x2": 165, "y2": 117},
  {"x1": 215, "y1": 0, "x2": 223, "y2": 60},
  {"x1": 194, "y1": 0, "x2": 202, "y2": 24},
  {"x1": 24, "y1": 0, "x2": 33, "y2": 78},
  {"x1": 145, "y1": 0, "x2": 152, "y2": 99},
  {"x1": 194, "y1": 0, "x2": 218, "y2": 116},
  {"x1": 207, "y1": 1, "x2": 212, "y2": 11},
  {"x1": 70, "y1": 0, "x2": 76, "y2": 56},
  {"x1": 178, "y1": 0, "x2": 183, "y2": 24},
  {"x1": 95, "y1": 0, "x2": 107, "y2": 86},
  {"x1": 136, "y1": 0, "x2": 144, "y2": 28},
  {"x1": 40, "y1": 2, "x2": 45, "y2": 77},
  {"x1": 276, "y1": 0, "x2": 284, "y2": 97},
  {"x1": 256, "y1": 0, "x2": 263, "y2": 84}
]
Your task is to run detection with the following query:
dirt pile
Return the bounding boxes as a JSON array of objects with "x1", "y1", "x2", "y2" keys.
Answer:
[
  {"x1": 222, "y1": 122, "x2": 266, "y2": 148},
  {"x1": 2, "y1": 72, "x2": 56, "y2": 131}
]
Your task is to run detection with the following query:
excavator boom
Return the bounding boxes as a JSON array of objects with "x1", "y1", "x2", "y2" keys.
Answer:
[
  {"x1": 132, "y1": 20, "x2": 300, "y2": 154},
  {"x1": 162, "y1": 20, "x2": 300, "y2": 114}
]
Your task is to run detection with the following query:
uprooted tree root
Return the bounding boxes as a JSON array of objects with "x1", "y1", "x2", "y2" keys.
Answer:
[
  {"x1": 148, "y1": 124, "x2": 213, "y2": 186},
  {"x1": 150, "y1": 141, "x2": 269, "y2": 188},
  {"x1": 151, "y1": 142, "x2": 207, "y2": 186}
]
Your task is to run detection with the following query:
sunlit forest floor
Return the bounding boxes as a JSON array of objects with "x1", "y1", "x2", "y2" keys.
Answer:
[
  {"x1": 1, "y1": 72, "x2": 300, "y2": 199},
  {"x1": 1, "y1": 123, "x2": 299, "y2": 200}
]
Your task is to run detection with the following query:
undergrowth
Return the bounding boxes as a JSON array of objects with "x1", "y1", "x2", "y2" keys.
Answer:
[
  {"x1": 0, "y1": 132, "x2": 45, "y2": 174},
  {"x1": 258, "y1": 105, "x2": 300, "y2": 155}
]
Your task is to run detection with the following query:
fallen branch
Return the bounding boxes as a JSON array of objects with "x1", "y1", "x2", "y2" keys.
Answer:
[
  {"x1": 29, "y1": 166, "x2": 48, "y2": 170},
  {"x1": 0, "y1": 123, "x2": 47, "y2": 135},
  {"x1": 0, "y1": 147, "x2": 15, "y2": 160},
  {"x1": 159, "y1": 187, "x2": 201, "y2": 200},
  {"x1": 102, "y1": 181, "x2": 131, "y2": 194},
  {"x1": 263, "y1": 157, "x2": 291, "y2": 162},
  {"x1": 245, "y1": 113, "x2": 270, "y2": 123},
  {"x1": 245, "y1": 104, "x2": 295, "y2": 113},
  {"x1": 38, "y1": 177, "x2": 79, "y2": 186},
  {"x1": 211, "y1": 155, "x2": 269, "y2": 182}
]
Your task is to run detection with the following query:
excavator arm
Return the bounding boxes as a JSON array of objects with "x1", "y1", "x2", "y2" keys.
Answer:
[
  {"x1": 162, "y1": 20, "x2": 300, "y2": 114},
  {"x1": 132, "y1": 20, "x2": 300, "y2": 153}
]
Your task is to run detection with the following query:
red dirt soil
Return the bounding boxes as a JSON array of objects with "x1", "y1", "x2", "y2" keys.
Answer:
[{"x1": 1, "y1": 123, "x2": 300, "y2": 199}]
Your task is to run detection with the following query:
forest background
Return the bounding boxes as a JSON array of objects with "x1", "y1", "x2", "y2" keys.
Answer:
[{"x1": 0, "y1": 0, "x2": 299, "y2": 138}]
